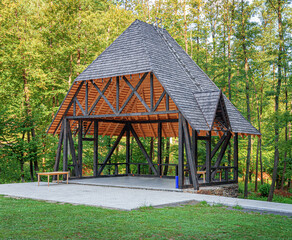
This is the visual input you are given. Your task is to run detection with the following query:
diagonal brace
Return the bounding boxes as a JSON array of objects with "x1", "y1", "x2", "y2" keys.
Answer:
[
  {"x1": 123, "y1": 75, "x2": 151, "y2": 112},
  {"x1": 200, "y1": 133, "x2": 227, "y2": 171},
  {"x1": 91, "y1": 79, "x2": 116, "y2": 114},
  {"x1": 118, "y1": 73, "x2": 148, "y2": 114},
  {"x1": 75, "y1": 97, "x2": 86, "y2": 116},
  {"x1": 153, "y1": 90, "x2": 166, "y2": 111},
  {"x1": 97, "y1": 125, "x2": 127, "y2": 175},
  {"x1": 129, "y1": 124, "x2": 158, "y2": 175},
  {"x1": 89, "y1": 79, "x2": 112, "y2": 115},
  {"x1": 211, "y1": 132, "x2": 232, "y2": 180}
]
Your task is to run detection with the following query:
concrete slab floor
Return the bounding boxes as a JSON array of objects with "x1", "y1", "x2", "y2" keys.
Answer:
[
  {"x1": 0, "y1": 182, "x2": 196, "y2": 211},
  {"x1": 69, "y1": 176, "x2": 181, "y2": 192},
  {"x1": 0, "y1": 182, "x2": 291, "y2": 215}
]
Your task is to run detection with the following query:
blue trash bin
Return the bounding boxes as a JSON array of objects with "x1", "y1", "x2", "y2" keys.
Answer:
[{"x1": 175, "y1": 176, "x2": 179, "y2": 188}]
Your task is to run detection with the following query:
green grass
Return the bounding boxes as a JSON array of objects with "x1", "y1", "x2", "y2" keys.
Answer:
[{"x1": 0, "y1": 196, "x2": 291, "y2": 239}]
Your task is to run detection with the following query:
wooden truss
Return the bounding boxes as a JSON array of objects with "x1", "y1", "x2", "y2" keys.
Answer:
[{"x1": 51, "y1": 72, "x2": 239, "y2": 189}]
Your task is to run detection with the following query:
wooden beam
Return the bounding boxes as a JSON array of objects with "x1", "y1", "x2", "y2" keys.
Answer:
[
  {"x1": 233, "y1": 133, "x2": 238, "y2": 181},
  {"x1": 97, "y1": 125, "x2": 127, "y2": 175},
  {"x1": 63, "y1": 119, "x2": 68, "y2": 180},
  {"x1": 206, "y1": 131, "x2": 211, "y2": 183},
  {"x1": 211, "y1": 132, "x2": 232, "y2": 180},
  {"x1": 88, "y1": 78, "x2": 112, "y2": 115},
  {"x1": 85, "y1": 81, "x2": 88, "y2": 114},
  {"x1": 192, "y1": 129, "x2": 198, "y2": 169},
  {"x1": 150, "y1": 72, "x2": 154, "y2": 111},
  {"x1": 199, "y1": 133, "x2": 227, "y2": 171},
  {"x1": 98, "y1": 80, "x2": 128, "y2": 137},
  {"x1": 73, "y1": 100, "x2": 76, "y2": 116},
  {"x1": 123, "y1": 75, "x2": 151, "y2": 112},
  {"x1": 119, "y1": 73, "x2": 148, "y2": 114},
  {"x1": 53, "y1": 123, "x2": 64, "y2": 180},
  {"x1": 66, "y1": 110, "x2": 179, "y2": 120},
  {"x1": 141, "y1": 90, "x2": 156, "y2": 138},
  {"x1": 182, "y1": 118, "x2": 199, "y2": 190},
  {"x1": 178, "y1": 113, "x2": 184, "y2": 188},
  {"x1": 67, "y1": 122, "x2": 79, "y2": 177},
  {"x1": 126, "y1": 125, "x2": 130, "y2": 174},
  {"x1": 166, "y1": 93, "x2": 169, "y2": 111},
  {"x1": 78, "y1": 120, "x2": 83, "y2": 177},
  {"x1": 93, "y1": 120, "x2": 98, "y2": 177},
  {"x1": 53, "y1": 81, "x2": 84, "y2": 135},
  {"x1": 157, "y1": 122, "x2": 162, "y2": 176},
  {"x1": 91, "y1": 79, "x2": 116, "y2": 114},
  {"x1": 153, "y1": 90, "x2": 166, "y2": 111},
  {"x1": 73, "y1": 119, "x2": 178, "y2": 125},
  {"x1": 211, "y1": 133, "x2": 227, "y2": 159},
  {"x1": 75, "y1": 97, "x2": 86, "y2": 116},
  {"x1": 129, "y1": 124, "x2": 158, "y2": 175},
  {"x1": 116, "y1": 76, "x2": 119, "y2": 112}
]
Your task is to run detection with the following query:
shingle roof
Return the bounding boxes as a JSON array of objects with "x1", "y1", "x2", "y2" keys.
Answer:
[{"x1": 68, "y1": 19, "x2": 260, "y2": 135}]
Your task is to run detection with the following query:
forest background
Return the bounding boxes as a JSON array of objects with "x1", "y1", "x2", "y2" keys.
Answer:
[{"x1": 0, "y1": 0, "x2": 291, "y2": 202}]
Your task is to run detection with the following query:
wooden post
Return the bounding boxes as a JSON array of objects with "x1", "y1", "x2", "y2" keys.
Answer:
[
  {"x1": 53, "y1": 124, "x2": 64, "y2": 180},
  {"x1": 150, "y1": 72, "x2": 153, "y2": 111},
  {"x1": 157, "y1": 122, "x2": 162, "y2": 176},
  {"x1": 183, "y1": 119, "x2": 199, "y2": 190},
  {"x1": 178, "y1": 113, "x2": 184, "y2": 188},
  {"x1": 206, "y1": 131, "x2": 212, "y2": 183},
  {"x1": 67, "y1": 122, "x2": 79, "y2": 177},
  {"x1": 93, "y1": 120, "x2": 98, "y2": 177},
  {"x1": 63, "y1": 119, "x2": 68, "y2": 180},
  {"x1": 192, "y1": 129, "x2": 198, "y2": 170},
  {"x1": 126, "y1": 124, "x2": 130, "y2": 175},
  {"x1": 234, "y1": 133, "x2": 238, "y2": 182},
  {"x1": 78, "y1": 120, "x2": 83, "y2": 178},
  {"x1": 116, "y1": 76, "x2": 119, "y2": 112},
  {"x1": 85, "y1": 81, "x2": 88, "y2": 115}
]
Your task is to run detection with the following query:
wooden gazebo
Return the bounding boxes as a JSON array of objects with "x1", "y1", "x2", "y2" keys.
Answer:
[{"x1": 47, "y1": 20, "x2": 260, "y2": 190}]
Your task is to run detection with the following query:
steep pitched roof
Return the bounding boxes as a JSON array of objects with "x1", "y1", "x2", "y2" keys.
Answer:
[{"x1": 53, "y1": 19, "x2": 260, "y2": 135}]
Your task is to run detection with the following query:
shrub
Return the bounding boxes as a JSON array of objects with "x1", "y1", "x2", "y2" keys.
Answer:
[{"x1": 259, "y1": 184, "x2": 271, "y2": 197}]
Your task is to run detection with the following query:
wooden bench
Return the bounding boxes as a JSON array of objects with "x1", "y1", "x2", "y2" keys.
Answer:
[
  {"x1": 37, "y1": 171, "x2": 69, "y2": 187},
  {"x1": 197, "y1": 170, "x2": 222, "y2": 183}
]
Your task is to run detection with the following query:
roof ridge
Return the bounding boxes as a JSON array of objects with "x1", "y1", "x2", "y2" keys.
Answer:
[
  {"x1": 137, "y1": 21, "x2": 153, "y2": 72},
  {"x1": 153, "y1": 27, "x2": 202, "y2": 91},
  {"x1": 162, "y1": 30, "x2": 219, "y2": 91}
]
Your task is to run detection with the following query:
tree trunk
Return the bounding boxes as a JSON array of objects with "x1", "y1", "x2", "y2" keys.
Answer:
[
  {"x1": 268, "y1": 0, "x2": 283, "y2": 202},
  {"x1": 31, "y1": 128, "x2": 39, "y2": 176},
  {"x1": 241, "y1": 0, "x2": 251, "y2": 199},
  {"x1": 27, "y1": 131, "x2": 34, "y2": 182},
  {"x1": 280, "y1": 57, "x2": 288, "y2": 190}
]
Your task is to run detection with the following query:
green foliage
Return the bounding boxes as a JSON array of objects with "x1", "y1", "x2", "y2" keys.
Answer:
[{"x1": 259, "y1": 184, "x2": 271, "y2": 197}]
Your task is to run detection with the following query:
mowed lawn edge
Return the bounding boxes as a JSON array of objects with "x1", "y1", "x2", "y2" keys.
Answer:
[{"x1": 0, "y1": 196, "x2": 291, "y2": 239}]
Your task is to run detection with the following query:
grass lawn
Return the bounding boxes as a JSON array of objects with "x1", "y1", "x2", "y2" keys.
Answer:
[{"x1": 0, "y1": 196, "x2": 291, "y2": 239}]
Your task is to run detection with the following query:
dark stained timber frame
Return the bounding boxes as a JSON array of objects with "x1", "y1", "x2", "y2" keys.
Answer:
[
  {"x1": 54, "y1": 115, "x2": 239, "y2": 189},
  {"x1": 52, "y1": 71, "x2": 239, "y2": 190}
]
